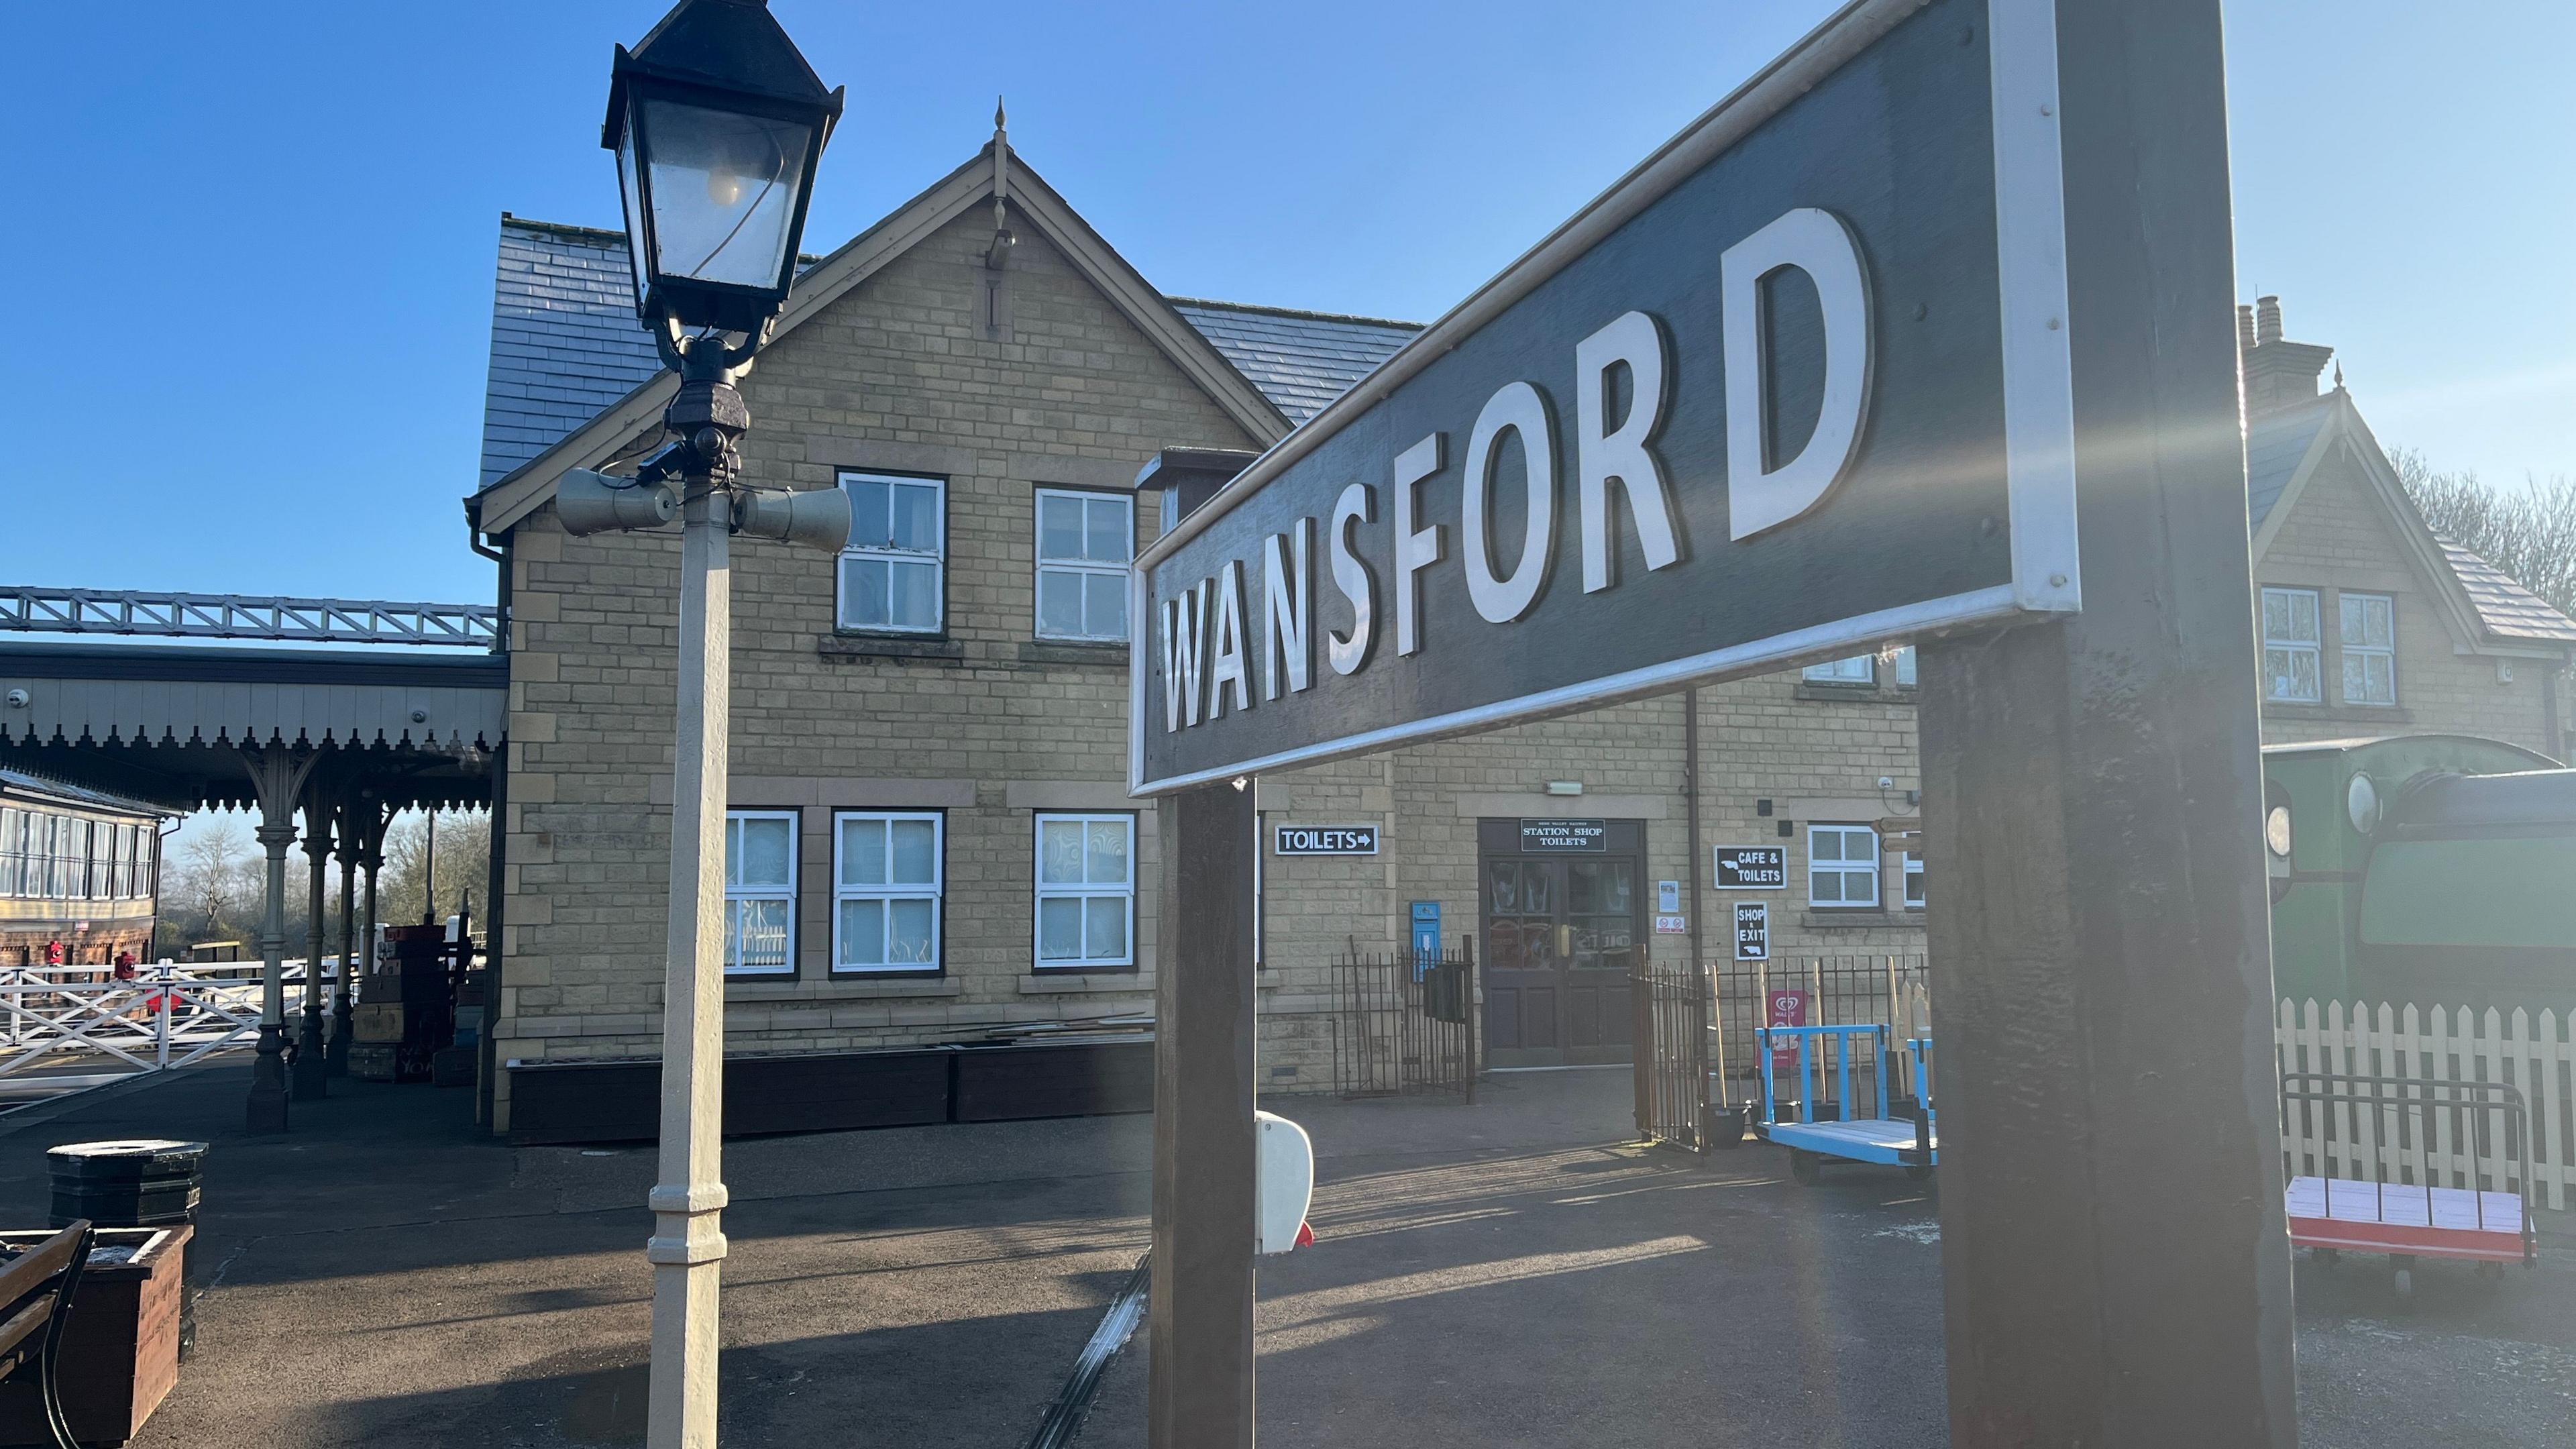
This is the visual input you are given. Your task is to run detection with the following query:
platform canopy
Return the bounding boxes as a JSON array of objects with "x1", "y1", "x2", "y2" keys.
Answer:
[{"x1": 0, "y1": 641, "x2": 504, "y2": 814}]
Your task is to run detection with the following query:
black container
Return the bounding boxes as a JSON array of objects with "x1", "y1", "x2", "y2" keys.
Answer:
[{"x1": 50, "y1": 1140, "x2": 207, "y2": 1360}]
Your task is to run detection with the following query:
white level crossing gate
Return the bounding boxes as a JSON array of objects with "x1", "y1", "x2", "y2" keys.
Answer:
[{"x1": 0, "y1": 964, "x2": 279, "y2": 1083}]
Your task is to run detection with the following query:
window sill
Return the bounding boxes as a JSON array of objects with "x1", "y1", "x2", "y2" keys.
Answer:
[
  {"x1": 2262, "y1": 701, "x2": 2414, "y2": 726},
  {"x1": 1793, "y1": 682, "x2": 1919, "y2": 705},
  {"x1": 727, "y1": 976, "x2": 961, "y2": 999},
  {"x1": 1018, "y1": 640, "x2": 1128, "y2": 667},
  {"x1": 1799, "y1": 910, "x2": 1927, "y2": 931},
  {"x1": 817, "y1": 635, "x2": 965, "y2": 665},
  {"x1": 1021, "y1": 972, "x2": 1148, "y2": 994}
]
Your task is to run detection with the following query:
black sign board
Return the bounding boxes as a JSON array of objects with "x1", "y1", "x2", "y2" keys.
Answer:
[
  {"x1": 1733, "y1": 901, "x2": 1770, "y2": 962},
  {"x1": 1272, "y1": 823, "x2": 1380, "y2": 856},
  {"x1": 1519, "y1": 819, "x2": 1608, "y2": 853},
  {"x1": 1130, "y1": 0, "x2": 2081, "y2": 794},
  {"x1": 1715, "y1": 846, "x2": 1788, "y2": 890}
]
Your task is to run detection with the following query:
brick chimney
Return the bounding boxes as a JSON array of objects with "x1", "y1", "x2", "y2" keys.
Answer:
[{"x1": 2238, "y1": 294, "x2": 2335, "y2": 417}]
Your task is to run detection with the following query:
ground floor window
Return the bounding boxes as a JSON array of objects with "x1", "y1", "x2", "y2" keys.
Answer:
[
  {"x1": 1903, "y1": 851, "x2": 1925, "y2": 909},
  {"x1": 834, "y1": 811, "x2": 943, "y2": 972},
  {"x1": 724, "y1": 810, "x2": 798, "y2": 975},
  {"x1": 1808, "y1": 824, "x2": 1880, "y2": 908},
  {"x1": 1036, "y1": 813, "x2": 1134, "y2": 969}
]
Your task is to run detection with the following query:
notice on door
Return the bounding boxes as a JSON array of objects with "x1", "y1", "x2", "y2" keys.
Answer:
[
  {"x1": 1733, "y1": 901, "x2": 1770, "y2": 961},
  {"x1": 1519, "y1": 819, "x2": 1607, "y2": 852},
  {"x1": 1715, "y1": 847, "x2": 1787, "y2": 890}
]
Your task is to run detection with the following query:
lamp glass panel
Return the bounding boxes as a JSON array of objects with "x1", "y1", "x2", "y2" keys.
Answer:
[
  {"x1": 641, "y1": 99, "x2": 812, "y2": 291},
  {"x1": 615, "y1": 117, "x2": 652, "y2": 309}
]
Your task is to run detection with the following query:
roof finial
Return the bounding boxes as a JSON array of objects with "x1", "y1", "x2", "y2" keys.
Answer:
[
  {"x1": 985, "y1": 96, "x2": 1016, "y2": 270},
  {"x1": 2333, "y1": 360, "x2": 2345, "y2": 390}
]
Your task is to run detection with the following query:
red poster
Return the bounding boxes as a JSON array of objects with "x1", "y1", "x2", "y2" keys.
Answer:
[{"x1": 1766, "y1": 989, "x2": 1809, "y2": 1069}]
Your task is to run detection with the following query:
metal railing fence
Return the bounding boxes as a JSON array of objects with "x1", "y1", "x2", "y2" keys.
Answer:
[
  {"x1": 1709, "y1": 953, "x2": 1929, "y2": 1087},
  {"x1": 1329, "y1": 939, "x2": 1478, "y2": 1102}
]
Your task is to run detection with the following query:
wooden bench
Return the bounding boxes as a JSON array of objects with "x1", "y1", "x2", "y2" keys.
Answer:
[{"x1": 0, "y1": 1222, "x2": 95, "y2": 1449}]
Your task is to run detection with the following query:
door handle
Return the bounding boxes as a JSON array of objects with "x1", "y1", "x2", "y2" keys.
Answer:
[{"x1": 1555, "y1": 924, "x2": 1574, "y2": 959}]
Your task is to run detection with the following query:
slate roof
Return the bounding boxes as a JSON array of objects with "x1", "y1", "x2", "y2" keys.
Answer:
[
  {"x1": 478, "y1": 221, "x2": 1424, "y2": 485},
  {"x1": 2437, "y1": 539, "x2": 2576, "y2": 643},
  {"x1": 1167, "y1": 301, "x2": 1421, "y2": 425},
  {"x1": 2245, "y1": 393, "x2": 2333, "y2": 531},
  {"x1": 480, "y1": 219, "x2": 667, "y2": 489}
]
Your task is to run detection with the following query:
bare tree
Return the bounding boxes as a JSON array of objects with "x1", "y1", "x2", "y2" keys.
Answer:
[
  {"x1": 158, "y1": 815, "x2": 260, "y2": 945},
  {"x1": 2390, "y1": 448, "x2": 2576, "y2": 618},
  {"x1": 379, "y1": 809, "x2": 492, "y2": 928}
]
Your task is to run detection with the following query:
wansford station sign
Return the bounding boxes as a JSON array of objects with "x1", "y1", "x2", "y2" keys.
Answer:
[{"x1": 1129, "y1": 0, "x2": 2079, "y2": 794}]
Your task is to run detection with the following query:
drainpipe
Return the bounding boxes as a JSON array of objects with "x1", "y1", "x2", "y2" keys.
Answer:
[
  {"x1": 1683, "y1": 688, "x2": 1712, "y2": 1130},
  {"x1": 2546, "y1": 657, "x2": 2567, "y2": 763},
  {"x1": 1683, "y1": 688, "x2": 1705, "y2": 975}
]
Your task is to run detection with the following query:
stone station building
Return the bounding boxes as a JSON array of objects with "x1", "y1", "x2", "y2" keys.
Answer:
[{"x1": 464, "y1": 133, "x2": 2569, "y2": 1132}]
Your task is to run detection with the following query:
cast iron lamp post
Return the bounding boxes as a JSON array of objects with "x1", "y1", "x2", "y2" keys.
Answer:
[{"x1": 572, "y1": 3, "x2": 845, "y2": 1445}]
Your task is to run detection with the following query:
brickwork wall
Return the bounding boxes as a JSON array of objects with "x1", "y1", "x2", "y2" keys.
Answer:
[
  {"x1": 2256, "y1": 444, "x2": 2563, "y2": 757},
  {"x1": 495, "y1": 207, "x2": 1260, "y2": 1128}
]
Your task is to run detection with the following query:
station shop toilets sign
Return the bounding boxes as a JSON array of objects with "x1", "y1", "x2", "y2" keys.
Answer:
[{"x1": 1130, "y1": 0, "x2": 2080, "y2": 795}]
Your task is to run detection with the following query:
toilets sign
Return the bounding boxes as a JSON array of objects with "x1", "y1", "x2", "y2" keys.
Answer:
[{"x1": 1131, "y1": 0, "x2": 2082, "y2": 794}]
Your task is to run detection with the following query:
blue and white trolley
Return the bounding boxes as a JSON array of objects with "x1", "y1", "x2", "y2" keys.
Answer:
[{"x1": 1754, "y1": 1024, "x2": 1936, "y2": 1185}]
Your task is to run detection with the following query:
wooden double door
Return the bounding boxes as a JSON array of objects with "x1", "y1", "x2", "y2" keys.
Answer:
[{"x1": 1479, "y1": 818, "x2": 1645, "y2": 1067}]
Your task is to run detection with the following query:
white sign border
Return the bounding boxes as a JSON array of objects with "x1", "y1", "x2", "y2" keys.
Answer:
[{"x1": 1131, "y1": 0, "x2": 2074, "y2": 798}]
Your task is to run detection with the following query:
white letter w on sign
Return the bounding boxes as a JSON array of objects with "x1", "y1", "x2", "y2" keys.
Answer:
[{"x1": 1163, "y1": 584, "x2": 1209, "y2": 732}]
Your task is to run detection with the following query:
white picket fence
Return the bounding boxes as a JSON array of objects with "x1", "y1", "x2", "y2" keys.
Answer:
[{"x1": 2277, "y1": 998, "x2": 2576, "y2": 1211}]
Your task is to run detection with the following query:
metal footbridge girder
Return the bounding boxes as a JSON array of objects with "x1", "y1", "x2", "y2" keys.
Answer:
[{"x1": 0, "y1": 588, "x2": 499, "y2": 649}]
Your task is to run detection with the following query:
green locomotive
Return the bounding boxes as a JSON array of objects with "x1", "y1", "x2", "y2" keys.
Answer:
[{"x1": 2264, "y1": 735, "x2": 2576, "y2": 1010}]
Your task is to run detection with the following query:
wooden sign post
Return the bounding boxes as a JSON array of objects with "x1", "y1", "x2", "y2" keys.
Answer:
[{"x1": 1132, "y1": 1, "x2": 2292, "y2": 1444}]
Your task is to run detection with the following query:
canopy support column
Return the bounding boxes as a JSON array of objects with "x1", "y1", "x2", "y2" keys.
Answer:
[
  {"x1": 327, "y1": 793, "x2": 364, "y2": 1077},
  {"x1": 239, "y1": 745, "x2": 319, "y2": 1134},
  {"x1": 294, "y1": 784, "x2": 333, "y2": 1101}
]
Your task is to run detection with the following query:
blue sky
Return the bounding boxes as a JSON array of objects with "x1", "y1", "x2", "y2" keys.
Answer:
[{"x1": 8, "y1": 0, "x2": 2570, "y2": 608}]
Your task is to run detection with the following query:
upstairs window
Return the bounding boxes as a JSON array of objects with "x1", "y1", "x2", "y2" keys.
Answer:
[
  {"x1": 2261, "y1": 587, "x2": 2322, "y2": 703},
  {"x1": 838, "y1": 472, "x2": 944, "y2": 633},
  {"x1": 1035, "y1": 488, "x2": 1134, "y2": 642},
  {"x1": 723, "y1": 810, "x2": 798, "y2": 976},
  {"x1": 1808, "y1": 824, "x2": 1880, "y2": 909},
  {"x1": 2339, "y1": 592, "x2": 2396, "y2": 706}
]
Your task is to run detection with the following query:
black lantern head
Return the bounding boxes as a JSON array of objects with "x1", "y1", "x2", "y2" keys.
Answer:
[{"x1": 604, "y1": 0, "x2": 844, "y2": 336}]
